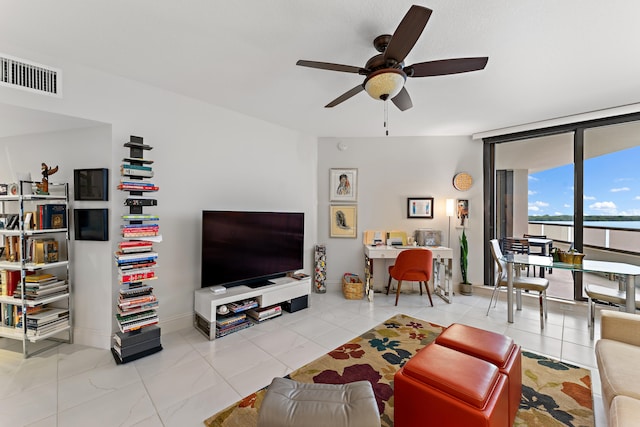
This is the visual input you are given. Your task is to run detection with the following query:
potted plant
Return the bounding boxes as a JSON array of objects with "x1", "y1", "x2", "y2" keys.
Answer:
[{"x1": 460, "y1": 229, "x2": 472, "y2": 295}]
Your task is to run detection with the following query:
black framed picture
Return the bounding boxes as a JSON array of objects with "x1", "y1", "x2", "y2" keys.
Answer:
[
  {"x1": 407, "y1": 197, "x2": 434, "y2": 219},
  {"x1": 74, "y1": 208, "x2": 109, "y2": 241},
  {"x1": 74, "y1": 168, "x2": 109, "y2": 201}
]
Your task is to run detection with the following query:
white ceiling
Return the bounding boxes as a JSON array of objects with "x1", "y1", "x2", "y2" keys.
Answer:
[{"x1": 2, "y1": 0, "x2": 640, "y2": 138}]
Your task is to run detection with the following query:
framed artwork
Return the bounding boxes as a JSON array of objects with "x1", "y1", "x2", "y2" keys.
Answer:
[
  {"x1": 407, "y1": 197, "x2": 434, "y2": 219},
  {"x1": 330, "y1": 168, "x2": 357, "y2": 202},
  {"x1": 330, "y1": 205, "x2": 357, "y2": 238},
  {"x1": 74, "y1": 168, "x2": 109, "y2": 201},
  {"x1": 457, "y1": 199, "x2": 469, "y2": 227}
]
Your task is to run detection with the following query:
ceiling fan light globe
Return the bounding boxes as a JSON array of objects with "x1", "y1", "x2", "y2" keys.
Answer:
[{"x1": 364, "y1": 69, "x2": 406, "y2": 101}]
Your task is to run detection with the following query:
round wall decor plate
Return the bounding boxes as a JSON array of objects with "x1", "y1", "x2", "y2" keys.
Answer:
[{"x1": 453, "y1": 172, "x2": 473, "y2": 191}]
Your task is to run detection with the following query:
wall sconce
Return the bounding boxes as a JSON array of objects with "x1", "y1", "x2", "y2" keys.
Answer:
[{"x1": 446, "y1": 198, "x2": 455, "y2": 248}]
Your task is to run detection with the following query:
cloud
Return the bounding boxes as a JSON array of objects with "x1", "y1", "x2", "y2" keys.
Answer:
[
  {"x1": 528, "y1": 176, "x2": 539, "y2": 181},
  {"x1": 583, "y1": 195, "x2": 596, "y2": 200},
  {"x1": 635, "y1": 196, "x2": 640, "y2": 200},
  {"x1": 554, "y1": 212, "x2": 564, "y2": 215},
  {"x1": 620, "y1": 209, "x2": 640, "y2": 215},
  {"x1": 528, "y1": 206, "x2": 540, "y2": 212},
  {"x1": 589, "y1": 201, "x2": 617, "y2": 214},
  {"x1": 610, "y1": 187, "x2": 630, "y2": 192},
  {"x1": 530, "y1": 201, "x2": 549, "y2": 207},
  {"x1": 528, "y1": 190, "x2": 537, "y2": 196},
  {"x1": 563, "y1": 204, "x2": 571, "y2": 208}
]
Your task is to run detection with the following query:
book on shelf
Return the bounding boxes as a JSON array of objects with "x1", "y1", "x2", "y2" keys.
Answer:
[
  {"x1": 119, "y1": 284, "x2": 154, "y2": 295},
  {"x1": 227, "y1": 299, "x2": 259, "y2": 313},
  {"x1": 120, "y1": 270, "x2": 156, "y2": 283},
  {"x1": 27, "y1": 307, "x2": 69, "y2": 323},
  {"x1": 117, "y1": 300, "x2": 159, "y2": 315},
  {"x1": 121, "y1": 163, "x2": 153, "y2": 171},
  {"x1": 25, "y1": 273, "x2": 55, "y2": 283},
  {"x1": 118, "y1": 317, "x2": 159, "y2": 334},
  {"x1": 118, "y1": 295, "x2": 157, "y2": 307},
  {"x1": 216, "y1": 313, "x2": 246, "y2": 327},
  {"x1": 118, "y1": 240, "x2": 154, "y2": 249},
  {"x1": 0, "y1": 269, "x2": 20, "y2": 297},
  {"x1": 38, "y1": 204, "x2": 67, "y2": 229},
  {"x1": 122, "y1": 214, "x2": 159, "y2": 221},
  {"x1": 246, "y1": 304, "x2": 282, "y2": 321},
  {"x1": 121, "y1": 170, "x2": 154, "y2": 179},
  {"x1": 114, "y1": 251, "x2": 159, "y2": 265},
  {"x1": 118, "y1": 261, "x2": 157, "y2": 272},
  {"x1": 117, "y1": 184, "x2": 159, "y2": 192},
  {"x1": 215, "y1": 320, "x2": 252, "y2": 338}
]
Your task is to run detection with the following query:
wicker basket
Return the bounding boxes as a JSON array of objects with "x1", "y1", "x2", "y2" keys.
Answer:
[{"x1": 342, "y1": 276, "x2": 364, "y2": 300}]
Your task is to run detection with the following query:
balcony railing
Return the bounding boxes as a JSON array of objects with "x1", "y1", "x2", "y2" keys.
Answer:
[{"x1": 528, "y1": 222, "x2": 640, "y2": 265}]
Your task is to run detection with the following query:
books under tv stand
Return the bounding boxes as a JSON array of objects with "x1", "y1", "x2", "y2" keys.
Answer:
[
  {"x1": 112, "y1": 135, "x2": 162, "y2": 364},
  {"x1": 194, "y1": 276, "x2": 311, "y2": 340}
]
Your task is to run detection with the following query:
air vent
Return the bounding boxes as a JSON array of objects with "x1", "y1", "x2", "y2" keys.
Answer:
[{"x1": 0, "y1": 53, "x2": 61, "y2": 97}]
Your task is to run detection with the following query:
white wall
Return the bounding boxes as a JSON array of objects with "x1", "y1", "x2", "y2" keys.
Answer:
[
  {"x1": 317, "y1": 136, "x2": 484, "y2": 291},
  {"x1": 0, "y1": 44, "x2": 318, "y2": 349}
]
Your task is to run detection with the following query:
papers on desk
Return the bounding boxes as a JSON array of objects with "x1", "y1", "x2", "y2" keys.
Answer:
[{"x1": 363, "y1": 230, "x2": 386, "y2": 245}]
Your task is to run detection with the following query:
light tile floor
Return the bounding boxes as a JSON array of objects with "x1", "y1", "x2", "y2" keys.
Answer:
[{"x1": 0, "y1": 286, "x2": 609, "y2": 427}]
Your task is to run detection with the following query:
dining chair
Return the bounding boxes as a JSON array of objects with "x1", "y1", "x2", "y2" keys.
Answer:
[
  {"x1": 488, "y1": 239, "x2": 549, "y2": 329},
  {"x1": 585, "y1": 284, "x2": 640, "y2": 340},
  {"x1": 501, "y1": 237, "x2": 533, "y2": 277},
  {"x1": 523, "y1": 233, "x2": 550, "y2": 276},
  {"x1": 386, "y1": 249, "x2": 434, "y2": 307}
]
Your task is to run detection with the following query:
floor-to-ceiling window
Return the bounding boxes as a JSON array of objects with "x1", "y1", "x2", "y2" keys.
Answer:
[{"x1": 483, "y1": 113, "x2": 640, "y2": 301}]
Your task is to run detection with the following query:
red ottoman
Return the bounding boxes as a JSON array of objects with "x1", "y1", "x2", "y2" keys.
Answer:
[
  {"x1": 435, "y1": 323, "x2": 522, "y2": 425},
  {"x1": 394, "y1": 343, "x2": 509, "y2": 427}
]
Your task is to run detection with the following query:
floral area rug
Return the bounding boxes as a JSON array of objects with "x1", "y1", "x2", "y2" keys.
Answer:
[{"x1": 204, "y1": 313, "x2": 593, "y2": 427}]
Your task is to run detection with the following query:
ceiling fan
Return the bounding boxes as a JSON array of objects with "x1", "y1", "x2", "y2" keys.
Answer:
[{"x1": 296, "y1": 5, "x2": 488, "y2": 111}]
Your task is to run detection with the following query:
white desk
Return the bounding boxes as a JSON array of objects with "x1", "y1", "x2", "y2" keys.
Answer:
[{"x1": 364, "y1": 245, "x2": 454, "y2": 303}]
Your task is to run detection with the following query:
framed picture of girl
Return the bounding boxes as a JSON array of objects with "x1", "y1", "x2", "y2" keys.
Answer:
[{"x1": 330, "y1": 168, "x2": 357, "y2": 202}]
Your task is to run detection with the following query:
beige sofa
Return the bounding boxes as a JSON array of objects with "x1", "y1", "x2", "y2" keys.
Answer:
[{"x1": 595, "y1": 310, "x2": 640, "y2": 426}]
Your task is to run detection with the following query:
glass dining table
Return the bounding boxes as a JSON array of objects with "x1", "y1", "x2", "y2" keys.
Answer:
[{"x1": 501, "y1": 254, "x2": 640, "y2": 323}]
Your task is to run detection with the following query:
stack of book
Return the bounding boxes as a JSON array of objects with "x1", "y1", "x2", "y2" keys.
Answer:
[
  {"x1": 216, "y1": 312, "x2": 253, "y2": 338},
  {"x1": 117, "y1": 179, "x2": 159, "y2": 192},
  {"x1": 120, "y1": 163, "x2": 154, "y2": 178},
  {"x1": 23, "y1": 273, "x2": 68, "y2": 301},
  {"x1": 111, "y1": 135, "x2": 162, "y2": 364},
  {"x1": 227, "y1": 299, "x2": 258, "y2": 313},
  {"x1": 246, "y1": 304, "x2": 282, "y2": 322},
  {"x1": 121, "y1": 223, "x2": 160, "y2": 238},
  {"x1": 26, "y1": 307, "x2": 69, "y2": 337},
  {"x1": 116, "y1": 285, "x2": 158, "y2": 333}
]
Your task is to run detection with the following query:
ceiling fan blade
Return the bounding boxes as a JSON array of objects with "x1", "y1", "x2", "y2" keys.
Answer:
[
  {"x1": 391, "y1": 87, "x2": 413, "y2": 111},
  {"x1": 296, "y1": 60, "x2": 368, "y2": 75},
  {"x1": 325, "y1": 85, "x2": 364, "y2": 108},
  {"x1": 383, "y1": 5, "x2": 432, "y2": 64},
  {"x1": 407, "y1": 57, "x2": 489, "y2": 77}
]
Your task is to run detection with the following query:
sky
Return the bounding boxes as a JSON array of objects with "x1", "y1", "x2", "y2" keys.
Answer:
[{"x1": 528, "y1": 145, "x2": 640, "y2": 217}]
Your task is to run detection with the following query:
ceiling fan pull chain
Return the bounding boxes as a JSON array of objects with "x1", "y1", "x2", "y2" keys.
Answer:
[{"x1": 384, "y1": 100, "x2": 389, "y2": 136}]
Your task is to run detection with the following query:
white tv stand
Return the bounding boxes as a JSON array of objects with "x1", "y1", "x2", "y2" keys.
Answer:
[{"x1": 194, "y1": 276, "x2": 311, "y2": 340}]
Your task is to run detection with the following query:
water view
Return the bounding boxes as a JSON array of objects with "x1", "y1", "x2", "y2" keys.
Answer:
[{"x1": 529, "y1": 145, "x2": 640, "y2": 231}]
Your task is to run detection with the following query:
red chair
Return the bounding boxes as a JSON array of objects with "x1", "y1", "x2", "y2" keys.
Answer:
[{"x1": 386, "y1": 249, "x2": 433, "y2": 306}]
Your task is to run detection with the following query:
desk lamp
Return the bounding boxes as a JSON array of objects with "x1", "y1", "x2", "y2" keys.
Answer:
[{"x1": 446, "y1": 199, "x2": 455, "y2": 247}]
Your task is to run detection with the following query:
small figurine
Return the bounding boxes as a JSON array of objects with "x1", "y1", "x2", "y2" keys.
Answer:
[{"x1": 35, "y1": 162, "x2": 59, "y2": 195}]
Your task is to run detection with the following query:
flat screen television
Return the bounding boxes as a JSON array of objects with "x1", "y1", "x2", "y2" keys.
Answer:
[{"x1": 201, "y1": 210, "x2": 304, "y2": 289}]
